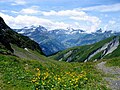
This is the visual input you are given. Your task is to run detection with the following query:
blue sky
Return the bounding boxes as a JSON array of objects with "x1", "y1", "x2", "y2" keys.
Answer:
[{"x1": 0, "y1": 0, "x2": 120, "y2": 32}]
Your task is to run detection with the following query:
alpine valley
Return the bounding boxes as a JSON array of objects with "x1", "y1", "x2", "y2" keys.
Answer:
[
  {"x1": 0, "y1": 16, "x2": 120, "y2": 90},
  {"x1": 14, "y1": 26, "x2": 120, "y2": 56}
]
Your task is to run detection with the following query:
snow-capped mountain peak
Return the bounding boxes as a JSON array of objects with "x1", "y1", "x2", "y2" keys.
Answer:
[
  {"x1": 36, "y1": 25, "x2": 47, "y2": 32},
  {"x1": 65, "y1": 27, "x2": 85, "y2": 34},
  {"x1": 15, "y1": 25, "x2": 48, "y2": 34}
]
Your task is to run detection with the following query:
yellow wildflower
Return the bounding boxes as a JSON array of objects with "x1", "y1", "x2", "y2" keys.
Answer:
[
  {"x1": 84, "y1": 77, "x2": 88, "y2": 80},
  {"x1": 31, "y1": 79, "x2": 36, "y2": 83},
  {"x1": 36, "y1": 68, "x2": 40, "y2": 71}
]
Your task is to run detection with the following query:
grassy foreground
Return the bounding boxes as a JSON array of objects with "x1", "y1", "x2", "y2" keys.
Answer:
[
  {"x1": 105, "y1": 57, "x2": 120, "y2": 67},
  {"x1": 0, "y1": 54, "x2": 108, "y2": 90}
]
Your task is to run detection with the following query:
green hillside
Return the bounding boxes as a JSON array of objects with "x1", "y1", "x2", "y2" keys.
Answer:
[
  {"x1": 1, "y1": 43, "x2": 120, "y2": 90},
  {"x1": 51, "y1": 36, "x2": 120, "y2": 62},
  {"x1": 0, "y1": 53, "x2": 109, "y2": 90}
]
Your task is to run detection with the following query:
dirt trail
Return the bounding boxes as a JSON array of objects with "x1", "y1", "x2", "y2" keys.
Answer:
[{"x1": 97, "y1": 61, "x2": 120, "y2": 90}]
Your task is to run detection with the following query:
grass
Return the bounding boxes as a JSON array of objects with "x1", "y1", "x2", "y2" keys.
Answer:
[
  {"x1": 0, "y1": 54, "x2": 108, "y2": 90},
  {"x1": 0, "y1": 44, "x2": 11, "y2": 54},
  {"x1": 105, "y1": 57, "x2": 120, "y2": 67},
  {"x1": 104, "y1": 45, "x2": 120, "y2": 59},
  {"x1": 89, "y1": 51, "x2": 103, "y2": 61}
]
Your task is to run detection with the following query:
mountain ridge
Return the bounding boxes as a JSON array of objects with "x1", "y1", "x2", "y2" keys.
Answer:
[
  {"x1": 0, "y1": 17, "x2": 43, "y2": 55},
  {"x1": 14, "y1": 25, "x2": 120, "y2": 56}
]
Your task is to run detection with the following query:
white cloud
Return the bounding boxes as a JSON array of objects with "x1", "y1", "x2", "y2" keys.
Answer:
[
  {"x1": 1, "y1": 10, "x2": 9, "y2": 13},
  {"x1": 11, "y1": 6, "x2": 41, "y2": 14},
  {"x1": 0, "y1": 0, "x2": 27, "y2": 5},
  {"x1": 11, "y1": 11, "x2": 19, "y2": 14},
  {"x1": 19, "y1": 6, "x2": 40, "y2": 14},
  {"x1": 109, "y1": 20, "x2": 116, "y2": 24},
  {"x1": 0, "y1": 12, "x2": 15, "y2": 26},
  {"x1": 0, "y1": 12, "x2": 71, "y2": 30},
  {"x1": 103, "y1": 20, "x2": 119, "y2": 32},
  {"x1": 70, "y1": 16, "x2": 100, "y2": 24},
  {"x1": 20, "y1": 8, "x2": 39, "y2": 14},
  {"x1": 71, "y1": 16, "x2": 101, "y2": 32},
  {"x1": 48, "y1": 22, "x2": 70, "y2": 30},
  {"x1": 1, "y1": 7, "x2": 102, "y2": 32},
  {"x1": 42, "y1": 10, "x2": 86, "y2": 16},
  {"x1": 79, "y1": 3, "x2": 120, "y2": 12},
  {"x1": 42, "y1": 9, "x2": 101, "y2": 32},
  {"x1": 11, "y1": 0, "x2": 27, "y2": 5}
]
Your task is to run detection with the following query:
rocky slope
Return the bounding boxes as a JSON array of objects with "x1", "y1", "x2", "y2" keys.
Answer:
[
  {"x1": 51, "y1": 36, "x2": 120, "y2": 62},
  {"x1": 97, "y1": 61, "x2": 120, "y2": 90},
  {"x1": 84, "y1": 36, "x2": 119, "y2": 62}
]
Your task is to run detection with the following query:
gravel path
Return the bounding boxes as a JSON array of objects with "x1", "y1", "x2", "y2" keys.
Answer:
[{"x1": 97, "y1": 61, "x2": 120, "y2": 90}]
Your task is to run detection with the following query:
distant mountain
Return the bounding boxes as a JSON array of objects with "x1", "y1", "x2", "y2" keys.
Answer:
[
  {"x1": 0, "y1": 17, "x2": 43, "y2": 55},
  {"x1": 14, "y1": 25, "x2": 65, "y2": 56},
  {"x1": 14, "y1": 25, "x2": 120, "y2": 56},
  {"x1": 51, "y1": 36, "x2": 120, "y2": 62}
]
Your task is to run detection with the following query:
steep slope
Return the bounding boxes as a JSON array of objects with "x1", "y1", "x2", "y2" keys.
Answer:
[
  {"x1": 0, "y1": 17, "x2": 43, "y2": 55},
  {"x1": 51, "y1": 36, "x2": 120, "y2": 62}
]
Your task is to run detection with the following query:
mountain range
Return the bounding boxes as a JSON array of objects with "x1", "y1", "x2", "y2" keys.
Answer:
[
  {"x1": 0, "y1": 16, "x2": 119, "y2": 62},
  {"x1": 14, "y1": 25, "x2": 120, "y2": 56}
]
